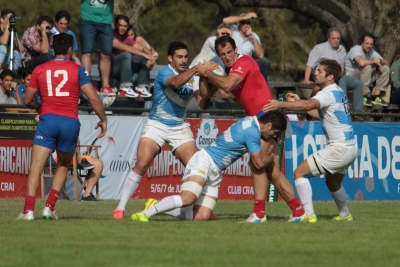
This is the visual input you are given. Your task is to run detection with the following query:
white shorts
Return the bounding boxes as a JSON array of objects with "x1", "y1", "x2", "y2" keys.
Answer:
[
  {"x1": 312, "y1": 142, "x2": 357, "y2": 175},
  {"x1": 141, "y1": 119, "x2": 194, "y2": 151},
  {"x1": 182, "y1": 150, "x2": 221, "y2": 198}
]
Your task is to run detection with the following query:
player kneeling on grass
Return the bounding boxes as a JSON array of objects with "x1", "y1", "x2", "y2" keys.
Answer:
[
  {"x1": 131, "y1": 110, "x2": 286, "y2": 222},
  {"x1": 263, "y1": 59, "x2": 357, "y2": 223}
]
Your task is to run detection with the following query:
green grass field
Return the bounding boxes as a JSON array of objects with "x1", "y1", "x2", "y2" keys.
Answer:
[{"x1": 0, "y1": 199, "x2": 399, "y2": 267}]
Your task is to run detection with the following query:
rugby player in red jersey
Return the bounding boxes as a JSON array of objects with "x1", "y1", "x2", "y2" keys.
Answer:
[
  {"x1": 17, "y1": 33, "x2": 107, "y2": 220},
  {"x1": 196, "y1": 36, "x2": 306, "y2": 222}
]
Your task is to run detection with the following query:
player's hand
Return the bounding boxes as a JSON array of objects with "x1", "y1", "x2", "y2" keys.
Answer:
[
  {"x1": 34, "y1": 115, "x2": 40, "y2": 124},
  {"x1": 286, "y1": 93, "x2": 300, "y2": 102},
  {"x1": 95, "y1": 120, "x2": 107, "y2": 138},
  {"x1": 263, "y1": 99, "x2": 282, "y2": 112},
  {"x1": 196, "y1": 60, "x2": 219, "y2": 76}
]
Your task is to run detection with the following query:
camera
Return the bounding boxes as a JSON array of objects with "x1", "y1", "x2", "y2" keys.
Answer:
[{"x1": 9, "y1": 15, "x2": 21, "y2": 27}]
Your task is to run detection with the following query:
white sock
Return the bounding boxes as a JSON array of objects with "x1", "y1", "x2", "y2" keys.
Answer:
[
  {"x1": 116, "y1": 170, "x2": 142, "y2": 211},
  {"x1": 145, "y1": 195, "x2": 183, "y2": 218},
  {"x1": 165, "y1": 207, "x2": 194, "y2": 220},
  {"x1": 330, "y1": 186, "x2": 350, "y2": 217},
  {"x1": 295, "y1": 178, "x2": 314, "y2": 216}
]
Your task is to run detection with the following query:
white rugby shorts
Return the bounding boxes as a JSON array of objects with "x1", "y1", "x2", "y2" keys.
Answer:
[
  {"x1": 182, "y1": 149, "x2": 221, "y2": 198},
  {"x1": 141, "y1": 119, "x2": 194, "y2": 151},
  {"x1": 312, "y1": 142, "x2": 357, "y2": 175}
]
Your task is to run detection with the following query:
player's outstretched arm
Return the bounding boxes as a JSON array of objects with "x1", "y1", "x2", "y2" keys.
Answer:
[
  {"x1": 166, "y1": 67, "x2": 198, "y2": 89},
  {"x1": 81, "y1": 83, "x2": 107, "y2": 138}
]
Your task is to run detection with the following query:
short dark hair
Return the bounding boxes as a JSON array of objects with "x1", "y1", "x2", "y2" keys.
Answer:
[
  {"x1": 1, "y1": 9, "x2": 15, "y2": 19},
  {"x1": 21, "y1": 68, "x2": 33, "y2": 79},
  {"x1": 0, "y1": 69, "x2": 14, "y2": 79},
  {"x1": 258, "y1": 110, "x2": 287, "y2": 132},
  {"x1": 114, "y1": 14, "x2": 129, "y2": 29},
  {"x1": 215, "y1": 36, "x2": 236, "y2": 55},
  {"x1": 361, "y1": 32, "x2": 376, "y2": 43},
  {"x1": 167, "y1": 42, "x2": 188, "y2": 56},
  {"x1": 319, "y1": 59, "x2": 342, "y2": 84},
  {"x1": 327, "y1": 27, "x2": 341, "y2": 38},
  {"x1": 55, "y1": 10, "x2": 71, "y2": 23},
  {"x1": 53, "y1": 33, "x2": 73, "y2": 55},
  {"x1": 36, "y1": 15, "x2": 53, "y2": 27}
]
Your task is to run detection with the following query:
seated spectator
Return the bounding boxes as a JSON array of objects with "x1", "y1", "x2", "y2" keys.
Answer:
[
  {"x1": 20, "y1": 15, "x2": 54, "y2": 74},
  {"x1": 111, "y1": 14, "x2": 154, "y2": 98},
  {"x1": 345, "y1": 32, "x2": 390, "y2": 106},
  {"x1": 305, "y1": 27, "x2": 367, "y2": 121},
  {"x1": 127, "y1": 24, "x2": 158, "y2": 63},
  {"x1": 390, "y1": 51, "x2": 400, "y2": 106},
  {"x1": 49, "y1": 139, "x2": 103, "y2": 201},
  {"x1": 0, "y1": 8, "x2": 24, "y2": 70},
  {"x1": 51, "y1": 10, "x2": 80, "y2": 64},
  {"x1": 223, "y1": 12, "x2": 270, "y2": 81},
  {"x1": 17, "y1": 68, "x2": 41, "y2": 103},
  {"x1": 189, "y1": 23, "x2": 232, "y2": 68},
  {"x1": 0, "y1": 68, "x2": 22, "y2": 104}
]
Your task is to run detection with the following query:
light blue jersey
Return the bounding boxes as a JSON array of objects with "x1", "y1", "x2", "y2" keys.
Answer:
[
  {"x1": 149, "y1": 65, "x2": 197, "y2": 127},
  {"x1": 205, "y1": 116, "x2": 262, "y2": 171},
  {"x1": 312, "y1": 84, "x2": 355, "y2": 144}
]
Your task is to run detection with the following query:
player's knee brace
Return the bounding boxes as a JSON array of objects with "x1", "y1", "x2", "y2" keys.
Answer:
[
  {"x1": 306, "y1": 155, "x2": 326, "y2": 177},
  {"x1": 181, "y1": 181, "x2": 203, "y2": 198},
  {"x1": 194, "y1": 194, "x2": 216, "y2": 210}
]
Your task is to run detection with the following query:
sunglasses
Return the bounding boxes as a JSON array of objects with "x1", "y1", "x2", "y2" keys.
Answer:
[
  {"x1": 220, "y1": 32, "x2": 230, "y2": 36},
  {"x1": 240, "y1": 21, "x2": 251, "y2": 25}
]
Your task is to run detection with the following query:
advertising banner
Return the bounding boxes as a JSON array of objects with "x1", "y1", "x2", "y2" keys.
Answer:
[
  {"x1": 285, "y1": 121, "x2": 400, "y2": 200},
  {"x1": 0, "y1": 114, "x2": 38, "y2": 198}
]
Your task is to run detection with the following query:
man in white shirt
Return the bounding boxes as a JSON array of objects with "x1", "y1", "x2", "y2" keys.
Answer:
[
  {"x1": 345, "y1": 32, "x2": 390, "y2": 106},
  {"x1": 223, "y1": 12, "x2": 270, "y2": 81}
]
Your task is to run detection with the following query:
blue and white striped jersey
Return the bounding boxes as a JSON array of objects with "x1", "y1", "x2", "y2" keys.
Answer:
[
  {"x1": 149, "y1": 65, "x2": 197, "y2": 127},
  {"x1": 312, "y1": 83, "x2": 355, "y2": 144},
  {"x1": 205, "y1": 116, "x2": 262, "y2": 171}
]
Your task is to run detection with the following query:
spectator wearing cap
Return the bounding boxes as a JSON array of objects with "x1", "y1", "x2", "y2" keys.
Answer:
[
  {"x1": 189, "y1": 23, "x2": 232, "y2": 68},
  {"x1": 223, "y1": 12, "x2": 270, "y2": 81},
  {"x1": 20, "y1": 15, "x2": 54, "y2": 73}
]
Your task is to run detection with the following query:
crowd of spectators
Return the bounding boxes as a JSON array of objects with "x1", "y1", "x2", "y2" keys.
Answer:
[{"x1": 0, "y1": 6, "x2": 399, "y2": 118}]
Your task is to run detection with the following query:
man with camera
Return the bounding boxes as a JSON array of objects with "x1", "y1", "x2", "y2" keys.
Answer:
[
  {"x1": 0, "y1": 9, "x2": 24, "y2": 70},
  {"x1": 20, "y1": 15, "x2": 54, "y2": 73}
]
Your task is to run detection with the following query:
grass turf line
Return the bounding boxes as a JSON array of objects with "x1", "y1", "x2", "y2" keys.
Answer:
[{"x1": 0, "y1": 199, "x2": 398, "y2": 267}]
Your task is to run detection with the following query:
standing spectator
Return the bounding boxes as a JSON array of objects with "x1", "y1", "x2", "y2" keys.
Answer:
[
  {"x1": 17, "y1": 68, "x2": 41, "y2": 103},
  {"x1": 345, "y1": 32, "x2": 390, "y2": 106},
  {"x1": 189, "y1": 23, "x2": 232, "y2": 68},
  {"x1": 51, "y1": 10, "x2": 80, "y2": 65},
  {"x1": 16, "y1": 33, "x2": 107, "y2": 220},
  {"x1": 20, "y1": 15, "x2": 54, "y2": 73},
  {"x1": 112, "y1": 14, "x2": 153, "y2": 98},
  {"x1": 390, "y1": 51, "x2": 400, "y2": 106},
  {"x1": 0, "y1": 69, "x2": 22, "y2": 105},
  {"x1": 223, "y1": 12, "x2": 270, "y2": 81},
  {"x1": 0, "y1": 9, "x2": 23, "y2": 70},
  {"x1": 304, "y1": 27, "x2": 368, "y2": 121},
  {"x1": 79, "y1": 0, "x2": 115, "y2": 95}
]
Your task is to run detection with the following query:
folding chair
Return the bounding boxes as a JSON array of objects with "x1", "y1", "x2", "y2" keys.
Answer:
[{"x1": 41, "y1": 145, "x2": 101, "y2": 200}]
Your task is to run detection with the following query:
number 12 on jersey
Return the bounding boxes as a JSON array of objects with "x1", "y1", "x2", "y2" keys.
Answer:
[{"x1": 46, "y1": 70, "x2": 69, "y2": 96}]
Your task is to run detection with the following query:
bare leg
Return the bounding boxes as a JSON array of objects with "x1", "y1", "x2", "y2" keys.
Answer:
[
  {"x1": 81, "y1": 53, "x2": 92, "y2": 75},
  {"x1": 83, "y1": 157, "x2": 103, "y2": 197},
  {"x1": 99, "y1": 53, "x2": 111, "y2": 88}
]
